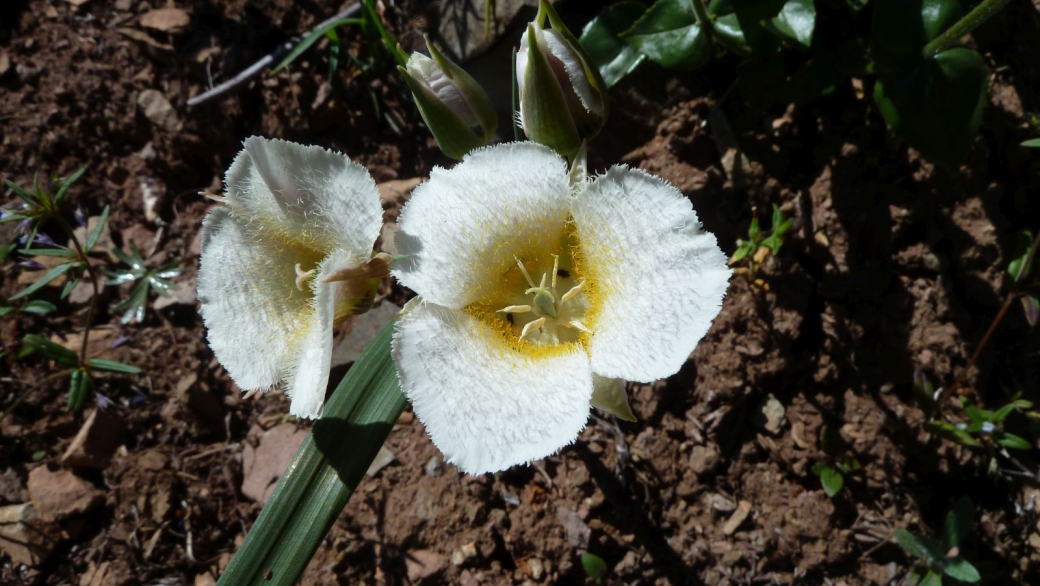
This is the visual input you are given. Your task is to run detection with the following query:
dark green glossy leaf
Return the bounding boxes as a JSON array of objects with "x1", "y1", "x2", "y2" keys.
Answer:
[
  {"x1": 216, "y1": 324, "x2": 406, "y2": 586},
  {"x1": 769, "y1": 0, "x2": 815, "y2": 49},
  {"x1": 580, "y1": 1, "x2": 648, "y2": 87},
  {"x1": 733, "y1": 0, "x2": 788, "y2": 20},
  {"x1": 621, "y1": 0, "x2": 712, "y2": 70},
  {"x1": 997, "y1": 432, "x2": 1032, "y2": 451},
  {"x1": 874, "y1": 47, "x2": 988, "y2": 167},
  {"x1": 88, "y1": 358, "x2": 142, "y2": 375},
  {"x1": 581, "y1": 552, "x2": 609, "y2": 583},
  {"x1": 942, "y1": 495, "x2": 974, "y2": 550},
  {"x1": 927, "y1": 420, "x2": 981, "y2": 446},
  {"x1": 820, "y1": 466, "x2": 843, "y2": 497},
  {"x1": 10, "y1": 261, "x2": 75, "y2": 301}
]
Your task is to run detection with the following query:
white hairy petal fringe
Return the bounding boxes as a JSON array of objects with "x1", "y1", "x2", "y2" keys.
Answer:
[
  {"x1": 571, "y1": 166, "x2": 732, "y2": 382},
  {"x1": 392, "y1": 300, "x2": 594, "y2": 474}
]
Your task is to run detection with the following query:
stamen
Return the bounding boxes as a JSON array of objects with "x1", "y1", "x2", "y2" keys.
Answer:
[
  {"x1": 295, "y1": 263, "x2": 316, "y2": 291},
  {"x1": 567, "y1": 320, "x2": 591, "y2": 333},
  {"x1": 519, "y1": 317, "x2": 546, "y2": 342},
  {"x1": 515, "y1": 257, "x2": 536, "y2": 288},
  {"x1": 551, "y1": 254, "x2": 559, "y2": 289},
  {"x1": 498, "y1": 305, "x2": 532, "y2": 314},
  {"x1": 560, "y1": 279, "x2": 586, "y2": 303}
]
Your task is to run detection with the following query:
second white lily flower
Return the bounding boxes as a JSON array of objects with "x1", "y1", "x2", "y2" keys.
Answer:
[
  {"x1": 392, "y1": 142, "x2": 731, "y2": 474},
  {"x1": 197, "y1": 137, "x2": 385, "y2": 418}
]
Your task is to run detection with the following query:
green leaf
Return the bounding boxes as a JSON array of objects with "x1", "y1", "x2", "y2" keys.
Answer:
[
  {"x1": 10, "y1": 261, "x2": 75, "y2": 300},
  {"x1": 22, "y1": 333, "x2": 79, "y2": 367},
  {"x1": 942, "y1": 495, "x2": 974, "y2": 550},
  {"x1": 820, "y1": 466, "x2": 844, "y2": 497},
  {"x1": 216, "y1": 324, "x2": 406, "y2": 586},
  {"x1": 621, "y1": 0, "x2": 713, "y2": 70},
  {"x1": 61, "y1": 277, "x2": 80, "y2": 300},
  {"x1": 53, "y1": 167, "x2": 87, "y2": 205},
  {"x1": 5, "y1": 179, "x2": 39, "y2": 206},
  {"x1": 836, "y1": 456, "x2": 861, "y2": 474},
  {"x1": 0, "y1": 243, "x2": 15, "y2": 262},
  {"x1": 21, "y1": 300, "x2": 57, "y2": 315},
  {"x1": 580, "y1": 1, "x2": 647, "y2": 87},
  {"x1": 581, "y1": 552, "x2": 609, "y2": 583},
  {"x1": 871, "y1": 0, "x2": 962, "y2": 67},
  {"x1": 997, "y1": 432, "x2": 1032, "y2": 451},
  {"x1": 1023, "y1": 138, "x2": 1040, "y2": 147},
  {"x1": 88, "y1": 358, "x2": 142, "y2": 375},
  {"x1": 873, "y1": 47, "x2": 988, "y2": 167},
  {"x1": 0, "y1": 307, "x2": 14, "y2": 317},
  {"x1": 811, "y1": 460, "x2": 828, "y2": 475},
  {"x1": 85, "y1": 205, "x2": 110, "y2": 251},
  {"x1": 1007, "y1": 231, "x2": 1034, "y2": 283},
  {"x1": 273, "y1": 18, "x2": 363, "y2": 73},
  {"x1": 895, "y1": 529, "x2": 945, "y2": 565},
  {"x1": 747, "y1": 215, "x2": 761, "y2": 243},
  {"x1": 361, "y1": 0, "x2": 406, "y2": 66},
  {"x1": 992, "y1": 402, "x2": 1016, "y2": 423},
  {"x1": 927, "y1": 420, "x2": 981, "y2": 446},
  {"x1": 68, "y1": 368, "x2": 91, "y2": 411},
  {"x1": 942, "y1": 558, "x2": 980, "y2": 582},
  {"x1": 768, "y1": 0, "x2": 815, "y2": 49},
  {"x1": 920, "y1": 570, "x2": 943, "y2": 586},
  {"x1": 21, "y1": 247, "x2": 75, "y2": 258},
  {"x1": 1021, "y1": 295, "x2": 1039, "y2": 327}
]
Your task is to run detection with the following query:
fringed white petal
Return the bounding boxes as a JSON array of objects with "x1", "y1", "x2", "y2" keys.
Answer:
[
  {"x1": 197, "y1": 207, "x2": 312, "y2": 391},
  {"x1": 224, "y1": 136, "x2": 383, "y2": 258},
  {"x1": 572, "y1": 166, "x2": 731, "y2": 382},
  {"x1": 284, "y1": 249, "x2": 364, "y2": 418},
  {"x1": 392, "y1": 302, "x2": 594, "y2": 474},
  {"x1": 392, "y1": 143, "x2": 571, "y2": 309}
]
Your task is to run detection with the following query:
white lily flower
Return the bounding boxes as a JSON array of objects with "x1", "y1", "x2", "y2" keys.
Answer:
[
  {"x1": 391, "y1": 142, "x2": 731, "y2": 474},
  {"x1": 198, "y1": 137, "x2": 384, "y2": 418}
]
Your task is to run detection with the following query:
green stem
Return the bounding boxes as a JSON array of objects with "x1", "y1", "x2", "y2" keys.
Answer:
[
  {"x1": 690, "y1": 0, "x2": 715, "y2": 39},
  {"x1": 217, "y1": 323, "x2": 406, "y2": 585},
  {"x1": 922, "y1": 0, "x2": 1014, "y2": 57},
  {"x1": 54, "y1": 214, "x2": 101, "y2": 368}
]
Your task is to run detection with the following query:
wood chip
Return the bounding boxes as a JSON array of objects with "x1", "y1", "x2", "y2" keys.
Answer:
[
  {"x1": 722, "y1": 500, "x2": 752, "y2": 535},
  {"x1": 139, "y1": 8, "x2": 190, "y2": 32}
]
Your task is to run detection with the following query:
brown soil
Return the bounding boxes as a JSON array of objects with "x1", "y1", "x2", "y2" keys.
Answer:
[{"x1": 3, "y1": 0, "x2": 1040, "y2": 585}]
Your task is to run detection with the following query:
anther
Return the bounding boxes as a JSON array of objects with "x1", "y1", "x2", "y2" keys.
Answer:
[
  {"x1": 295, "y1": 263, "x2": 316, "y2": 291},
  {"x1": 560, "y1": 279, "x2": 586, "y2": 303},
  {"x1": 519, "y1": 317, "x2": 546, "y2": 342}
]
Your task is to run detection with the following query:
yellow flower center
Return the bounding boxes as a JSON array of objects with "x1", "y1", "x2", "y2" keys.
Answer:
[{"x1": 497, "y1": 254, "x2": 590, "y2": 345}]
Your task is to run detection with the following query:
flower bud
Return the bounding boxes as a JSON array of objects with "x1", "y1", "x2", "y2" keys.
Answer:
[
  {"x1": 515, "y1": 0, "x2": 608, "y2": 157},
  {"x1": 399, "y1": 36, "x2": 498, "y2": 160}
]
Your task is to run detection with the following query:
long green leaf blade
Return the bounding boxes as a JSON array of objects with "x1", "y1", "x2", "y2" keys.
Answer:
[
  {"x1": 10, "y1": 261, "x2": 75, "y2": 300},
  {"x1": 272, "y1": 18, "x2": 363, "y2": 73},
  {"x1": 217, "y1": 322, "x2": 406, "y2": 585}
]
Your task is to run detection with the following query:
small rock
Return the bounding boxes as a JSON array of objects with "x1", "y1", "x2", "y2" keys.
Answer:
[
  {"x1": 61, "y1": 408, "x2": 124, "y2": 469},
  {"x1": 688, "y1": 444, "x2": 719, "y2": 475},
  {"x1": 405, "y1": 549, "x2": 445, "y2": 581},
  {"x1": 193, "y1": 572, "x2": 217, "y2": 586},
  {"x1": 139, "y1": 8, "x2": 190, "y2": 32},
  {"x1": 756, "y1": 394, "x2": 786, "y2": 435},
  {"x1": 614, "y1": 550, "x2": 639, "y2": 572},
  {"x1": 571, "y1": 465, "x2": 589, "y2": 487},
  {"x1": 0, "y1": 503, "x2": 57, "y2": 566},
  {"x1": 525, "y1": 558, "x2": 544, "y2": 580},
  {"x1": 451, "y1": 542, "x2": 477, "y2": 566},
  {"x1": 365, "y1": 445, "x2": 395, "y2": 477},
  {"x1": 137, "y1": 449, "x2": 169, "y2": 471},
  {"x1": 425, "y1": 456, "x2": 445, "y2": 477},
  {"x1": 709, "y1": 493, "x2": 736, "y2": 513},
  {"x1": 790, "y1": 421, "x2": 812, "y2": 450},
  {"x1": 241, "y1": 423, "x2": 308, "y2": 504},
  {"x1": 137, "y1": 89, "x2": 180, "y2": 132},
  {"x1": 722, "y1": 500, "x2": 752, "y2": 536},
  {"x1": 27, "y1": 467, "x2": 102, "y2": 522},
  {"x1": 0, "y1": 469, "x2": 28, "y2": 504},
  {"x1": 556, "y1": 505, "x2": 590, "y2": 549}
]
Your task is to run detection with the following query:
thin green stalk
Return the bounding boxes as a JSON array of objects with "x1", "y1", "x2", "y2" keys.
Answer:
[
  {"x1": 690, "y1": 0, "x2": 715, "y2": 39},
  {"x1": 922, "y1": 0, "x2": 1014, "y2": 57},
  {"x1": 54, "y1": 214, "x2": 100, "y2": 368},
  {"x1": 217, "y1": 323, "x2": 406, "y2": 586}
]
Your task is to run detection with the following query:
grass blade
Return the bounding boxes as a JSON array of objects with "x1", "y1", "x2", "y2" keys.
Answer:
[
  {"x1": 216, "y1": 322, "x2": 406, "y2": 585},
  {"x1": 272, "y1": 18, "x2": 363, "y2": 73}
]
